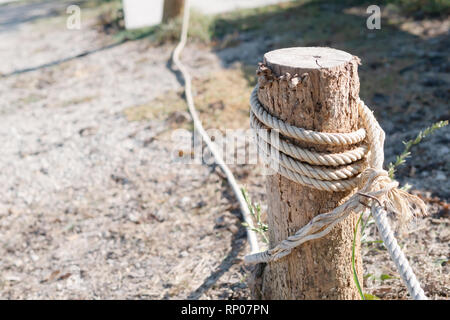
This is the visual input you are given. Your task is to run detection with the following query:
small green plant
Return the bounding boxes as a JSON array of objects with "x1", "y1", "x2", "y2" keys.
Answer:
[
  {"x1": 388, "y1": 120, "x2": 448, "y2": 179},
  {"x1": 352, "y1": 210, "x2": 384, "y2": 300},
  {"x1": 364, "y1": 293, "x2": 381, "y2": 300},
  {"x1": 352, "y1": 212, "x2": 367, "y2": 300},
  {"x1": 380, "y1": 274, "x2": 397, "y2": 281},
  {"x1": 241, "y1": 188, "x2": 269, "y2": 244}
]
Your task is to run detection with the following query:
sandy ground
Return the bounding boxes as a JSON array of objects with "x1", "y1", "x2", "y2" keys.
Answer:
[
  {"x1": 0, "y1": 0, "x2": 253, "y2": 299},
  {"x1": 0, "y1": 0, "x2": 448, "y2": 299}
]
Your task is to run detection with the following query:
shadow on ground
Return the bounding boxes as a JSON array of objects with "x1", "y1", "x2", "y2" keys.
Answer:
[
  {"x1": 186, "y1": 225, "x2": 247, "y2": 300},
  {"x1": 208, "y1": 0, "x2": 449, "y2": 197}
]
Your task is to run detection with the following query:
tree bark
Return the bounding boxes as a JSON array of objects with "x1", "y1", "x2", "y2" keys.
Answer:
[
  {"x1": 255, "y1": 47, "x2": 364, "y2": 300},
  {"x1": 162, "y1": 0, "x2": 185, "y2": 22}
]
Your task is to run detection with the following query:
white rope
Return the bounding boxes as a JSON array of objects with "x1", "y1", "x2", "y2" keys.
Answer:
[
  {"x1": 372, "y1": 205, "x2": 428, "y2": 300},
  {"x1": 244, "y1": 169, "x2": 397, "y2": 263},
  {"x1": 246, "y1": 84, "x2": 428, "y2": 300},
  {"x1": 172, "y1": 0, "x2": 259, "y2": 253},
  {"x1": 251, "y1": 87, "x2": 367, "y2": 146},
  {"x1": 254, "y1": 129, "x2": 364, "y2": 181}
]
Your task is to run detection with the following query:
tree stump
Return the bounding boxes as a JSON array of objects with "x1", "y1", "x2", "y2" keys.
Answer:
[
  {"x1": 255, "y1": 47, "x2": 364, "y2": 300},
  {"x1": 162, "y1": 0, "x2": 185, "y2": 22}
]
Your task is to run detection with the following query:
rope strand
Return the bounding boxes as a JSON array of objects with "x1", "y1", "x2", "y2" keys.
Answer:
[{"x1": 172, "y1": 0, "x2": 259, "y2": 253}]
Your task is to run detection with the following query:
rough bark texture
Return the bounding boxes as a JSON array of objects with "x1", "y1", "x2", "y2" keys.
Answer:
[
  {"x1": 162, "y1": 0, "x2": 185, "y2": 22},
  {"x1": 255, "y1": 47, "x2": 364, "y2": 300}
]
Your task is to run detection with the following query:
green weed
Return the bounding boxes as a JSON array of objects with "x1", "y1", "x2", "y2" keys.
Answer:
[
  {"x1": 388, "y1": 120, "x2": 448, "y2": 179},
  {"x1": 241, "y1": 188, "x2": 269, "y2": 244}
]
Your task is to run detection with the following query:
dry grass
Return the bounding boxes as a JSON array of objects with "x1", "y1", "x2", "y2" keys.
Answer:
[
  {"x1": 123, "y1": 65, "x2": 256, "y2": 130},
  {"x1": 124, "y1": 90, "x2": 186, "y2": 122}
]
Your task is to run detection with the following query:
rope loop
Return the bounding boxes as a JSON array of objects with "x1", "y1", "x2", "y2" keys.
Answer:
[{"x1": 251, "y1": 87, "x2": 367, "y2": 146}]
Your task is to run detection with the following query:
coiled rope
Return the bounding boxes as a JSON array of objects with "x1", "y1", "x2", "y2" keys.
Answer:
[
  {"x1": 172, "y1": 0, "x2": 259, "y2": 254},
  {"x1": 245, "y1": 85, "x2": 428, "y2": 300}
]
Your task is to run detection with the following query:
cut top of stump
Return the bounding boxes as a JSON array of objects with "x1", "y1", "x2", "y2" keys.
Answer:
[{"x1": 264, "y1": 47, "x2": 354, "y2": 76}]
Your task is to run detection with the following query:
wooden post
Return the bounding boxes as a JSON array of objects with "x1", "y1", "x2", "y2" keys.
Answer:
[
  {"x1": 162, "y1": 0, "x2": 185, "y2": 22},
  {"x1": 255, "y1": 47, "x2": 363, "y2": 299}
]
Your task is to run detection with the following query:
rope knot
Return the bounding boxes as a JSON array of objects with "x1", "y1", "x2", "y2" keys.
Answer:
[{"x1": 358, "y1": 168, "x2": 427, "y2": 222}]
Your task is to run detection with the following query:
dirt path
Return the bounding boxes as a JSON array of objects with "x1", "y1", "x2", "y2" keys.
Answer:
[{"x1": 0, "y1": 0, "x2": 252, "y2": 299}]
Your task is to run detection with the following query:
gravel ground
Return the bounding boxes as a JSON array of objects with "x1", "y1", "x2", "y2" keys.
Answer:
[
  {"x1": 0, "y1": 0, "x2": 448, "y2": 300},
  {"x1": 0, "y1": 0, "x2": 246, "y2": 299}
]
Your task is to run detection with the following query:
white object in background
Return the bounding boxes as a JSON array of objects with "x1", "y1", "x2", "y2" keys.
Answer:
[{"x1": 122, "y1": 0, "x2": 164, "y2": 30}]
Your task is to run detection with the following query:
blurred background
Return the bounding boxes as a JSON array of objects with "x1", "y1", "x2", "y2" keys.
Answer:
[{"x1": 0, "y1": 0, "x2": 448, "y2": 299}]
